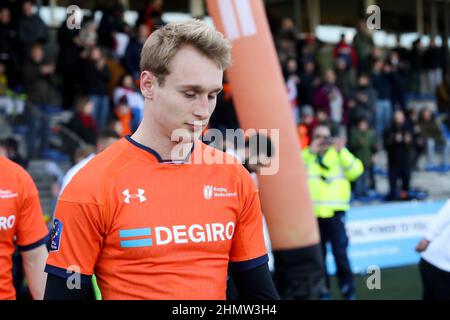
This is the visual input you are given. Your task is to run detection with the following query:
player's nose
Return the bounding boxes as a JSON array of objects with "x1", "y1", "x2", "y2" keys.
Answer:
[{"x1": 193, "y1": 95, "x2": 211, "y2": 120}]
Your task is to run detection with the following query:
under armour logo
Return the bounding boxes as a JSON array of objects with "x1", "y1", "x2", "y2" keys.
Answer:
[{"x1": 123, "y1": 189, "x2": 147, "y2": 204}]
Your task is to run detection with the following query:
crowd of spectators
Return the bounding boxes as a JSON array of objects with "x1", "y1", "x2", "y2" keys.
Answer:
[
  {"x1": 0, "y1": 0, "x2": 160, "y2": 158},
  {"x1": 272, "y1": 17, "x2": 450, "y2": 201}
]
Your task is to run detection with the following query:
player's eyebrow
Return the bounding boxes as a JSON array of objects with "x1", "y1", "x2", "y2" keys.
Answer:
[{"x1": 178, "y1": 84, "x2": 223, "y2": 94}]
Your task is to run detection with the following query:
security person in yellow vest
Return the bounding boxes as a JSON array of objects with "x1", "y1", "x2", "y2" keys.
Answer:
[{"x1": 302, "y1": 125, "x2": 364, "y2": 300}]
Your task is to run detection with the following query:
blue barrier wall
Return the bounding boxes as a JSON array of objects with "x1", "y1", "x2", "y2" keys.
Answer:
[{"x1": 326, "y1": 200, "x2": 447, "y2": 274}]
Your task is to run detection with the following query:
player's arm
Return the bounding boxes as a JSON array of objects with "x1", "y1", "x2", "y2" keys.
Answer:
[
  {"x1": 15, "y1": 169, "x2": 50, "y2": 300},
  {"x1": 21, "y1": 244, "x2": 48, "y2": 300},
  {"x1": 44, "y1": 177, "x2": 105, "y2": 300},
  {"x1": 424, "y1": 199, "x2": 450, "y2": 242},
  {"x1": 231, "y1": 262, "x2": 280, "y2": 300},
  {"x1": 416, "y1": 200, "x2": 450, "y2": 252},
  {"x1": 230, "y1": 168, "x2": 279, "y2": 300}
]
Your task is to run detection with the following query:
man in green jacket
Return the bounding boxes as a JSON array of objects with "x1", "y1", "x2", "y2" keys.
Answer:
[{"x1": 302, "y1": 125, "x2": 364, "y2": 299}]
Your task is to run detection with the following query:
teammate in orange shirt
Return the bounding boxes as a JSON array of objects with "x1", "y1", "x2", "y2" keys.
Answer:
[
  {"x1": 44, "y1": 20, "x2": 279, "y2": 300},
  {"x1": 0, "y1": 148, "x2": 49, "y2": 300}
]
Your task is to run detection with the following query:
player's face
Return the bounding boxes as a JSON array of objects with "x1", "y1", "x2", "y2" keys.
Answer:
[{"x1": 148, "y1": 45, "x2": 223, "y2": 142}]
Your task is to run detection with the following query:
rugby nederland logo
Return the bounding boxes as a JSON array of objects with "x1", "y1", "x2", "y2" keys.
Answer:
[
  {"x1": 203, "y1": 185, "x2": 213, "y2": 200},
  {"x1": 203, "y1": 185, "x2": 237, "y2": 200}
]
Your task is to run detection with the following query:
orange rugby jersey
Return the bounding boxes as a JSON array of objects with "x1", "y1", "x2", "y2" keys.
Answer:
[
  {"x1": 0, "y1": 156, "x2": 49, "y2": 300},
  {"x1": 45, "y1": 136, "x2": 268, "y2": 300}
]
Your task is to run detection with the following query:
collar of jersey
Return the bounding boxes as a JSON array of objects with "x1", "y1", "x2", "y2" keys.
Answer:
[{"x1": 125, "y1": 135, "x2": 196, "y2": 164}]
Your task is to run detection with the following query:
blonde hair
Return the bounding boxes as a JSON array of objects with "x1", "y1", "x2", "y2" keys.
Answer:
[{"x1": 140, "y1": 19, "x2": 232, "y2": 85}]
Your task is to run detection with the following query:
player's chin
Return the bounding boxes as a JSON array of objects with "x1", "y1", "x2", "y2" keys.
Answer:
[{"x1": 171, "y1": 127, "x2": 198, "y2": 143}]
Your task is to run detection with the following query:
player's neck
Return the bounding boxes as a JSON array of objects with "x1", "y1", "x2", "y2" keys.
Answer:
[{"x1": 131, "y1": 121, "x2": 193, "y2": 162}]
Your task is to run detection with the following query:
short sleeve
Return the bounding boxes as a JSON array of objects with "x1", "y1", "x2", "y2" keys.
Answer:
[
  {"x1": 15, "y1": 170, "x2": 49, "y2": 251},
  {"x1": 45, "y1": 199, "x2": 104, "y2": 282},
  {"x1": 229, "y1": 170, "x2": 268, "y2": 270}
]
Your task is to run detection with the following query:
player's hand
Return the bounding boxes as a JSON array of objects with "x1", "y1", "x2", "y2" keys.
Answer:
[
  {"x1": 395, "y1": 133, "x2": 403, "y2": 143},
  {"x1": 415, "y1": 239, "x2": 430, "y2": 252}
]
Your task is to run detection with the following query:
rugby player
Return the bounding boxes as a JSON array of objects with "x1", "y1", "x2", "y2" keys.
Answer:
[
  {"x1": 44, "y1": 20, "x2": 279, "y2": 300},
  {"x1": 0, "y1": 146, "x2": 49, "y2": 300}
]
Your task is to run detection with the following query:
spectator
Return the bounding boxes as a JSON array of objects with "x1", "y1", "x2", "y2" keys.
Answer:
[
  {"x1": 80, "y1": 46, "x2": 111, "y2": 130},
  {"x1": 123, "y1": 23, "x2": 150, "y2": 81},
  {"x1": 302, "y1": 125, "x2": 363, "y2": 300},
  {"x1": 107, "y1": 117, "x2": 123, "y2": 137},
  {"x1": 419, "y1": 107, "x2": 449, "y2": 170},
  {"x1": 422, "y1": 38, "x2": 444, "y2": 95},
  {"x1": 277, "y1": 35, "x2": 297, "y2": 67},
  {"x1": 97, "y1": 3, "x2": 129, "y2": 50},
  {"x1": 56, "y1": 12, "x2": 83, "y2": 109},
  {"x1": 284, "y1": 57, "x2": 300, "y2": 123},
  {"x1": 113, "y1": 95, "x2": 133, "y2": 137},
  {"x1": 0, "y1": 62, "x2": 8, "y2": 95},
  {"x1": 310, "y1": 108, "x2": 333, "y2": 136},
  {"x1": 352, "y1": 20, "x2": 375, "y2": 74},
  {"x1": 3, "y1": 0, "x2": 22, "y2": 31},
  {"x1": 408, "y1": 38, "x2": 422, "y2": 95},
  {"x1": 1, "y1": 136, "x2": 27, "y2": 167},
  {"x1": 351, "y1": 74, "x2": 377, "y2": 129},
  {"x1": 105, "y1": 48, "x2": 126, "y2": 97},
  {"x1": 335, "y1": 57, "x2": 355, "y2": 99},
  {"x1": 333, "y1": 34, "x2": 358, "y2": 71},
  {"x1": 68, "y1": 96, "x2": 97, "y2": 147},
  {"x1": 140, "y1": 0, "x2": 164, "y2": 34},
  {"x1": 313, "y1": 69, "x2": 344, "y2": 130},
  {"x1": 17, "y1": 0, "x2": 48, "y2": 59},
  {"x1": 346, "y1": 98, "x2": 358, "y2": 136},
  {"x1": 371, "y1": 59, "x2": 392, "y2": 145},
  {"x1": 436, "y1": 72, "x2": 450, "y2": 117},
  {"x1": 316, "y1": 41, "x2": 335, "y2": 74},
  {"x1": 407, "y1": 108, "x2": 425, "y2": 170},
  {"x1": 113, "y1": 74, "x2": 145, "y2": 129},
  {"x1": 370, "y1": 46, "x2": 384, "y2": 63},
  {"x1": 277, "y1": 17, "x2": 297, "y2": 41},
  {"x1": 297, "y1": 105, "x2": 314, "y2": 149},
  {"x1": 384, "y1": 110, "x2": 415, "y2": 200},
  {"x1": 0, "y1": 6, "x2": 20, "y2": 88},
  {"x1": 79, "y1": 17, "x2": 98, "y2": 52},
  {"x1": 350, "y1": 118, "x2": 377, "y2": 198},
  {"x1": 298, "y1": 60, "x2": 318, "y2": 106},
  {"x1": 387, "y1": 51, "x2": 408, "y2": 111},
  {"x1": 22, "y1": 43, "x2": 60, "y2": 106}
]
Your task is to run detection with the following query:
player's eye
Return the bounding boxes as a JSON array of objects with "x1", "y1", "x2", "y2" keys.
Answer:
[
  {"x1": 184, "y1": 91, "x2": 196, "y2": 98},
  {"x1": 208, "y1": 94, "x2": 217, "y2": 101}
]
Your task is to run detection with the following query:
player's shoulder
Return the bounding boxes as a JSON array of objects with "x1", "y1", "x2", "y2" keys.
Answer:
[
  {"x1": 0, "y1": 156, "x2": 34, "y2": 186},
  {"x1": 60, "y1": 139, "x2": 134, "y2": 202},
  {"x1": 198, "y1": 142, "x2": 254, "y2": 185}
]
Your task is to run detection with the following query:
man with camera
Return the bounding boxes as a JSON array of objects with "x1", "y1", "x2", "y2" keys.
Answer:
[{"x1": 302, "y1": 124, "x2": 363, "y2": 300}]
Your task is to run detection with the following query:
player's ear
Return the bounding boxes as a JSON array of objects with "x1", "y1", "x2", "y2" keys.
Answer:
[{"x1": 140, "y1": 71, "x2": 156, "y2": 100}]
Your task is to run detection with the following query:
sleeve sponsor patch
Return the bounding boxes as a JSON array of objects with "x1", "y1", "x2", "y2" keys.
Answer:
[{"x1": 50, "y1": 218, "x2": 63, "y2": 252}]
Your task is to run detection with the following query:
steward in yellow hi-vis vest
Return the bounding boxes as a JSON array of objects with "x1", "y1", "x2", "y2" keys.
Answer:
[
  {"x1": 302, "y1": 124, "x2": 363, "y2": 300},
  {"x1": 302, "y1": 141, "x2": 364, "y2": 218}
]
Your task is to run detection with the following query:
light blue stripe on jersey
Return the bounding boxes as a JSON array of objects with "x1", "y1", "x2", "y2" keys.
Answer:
[
  {"x1": 119, "y1": 228, "x2": 151, "y2": 238},
  {"x1": 120, "y1": 239, "x2": 153, "y2": 248}
]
